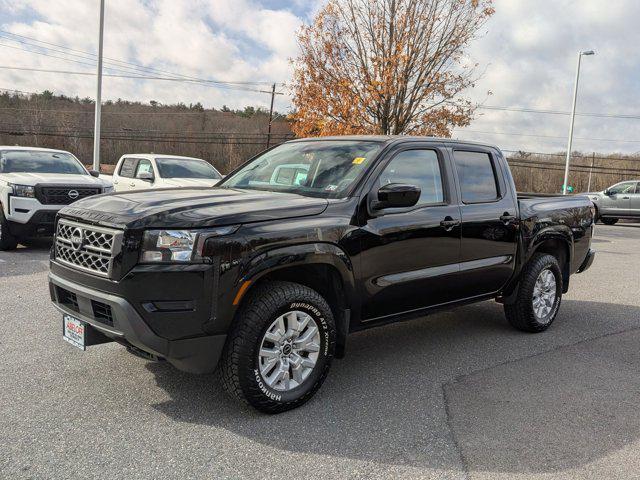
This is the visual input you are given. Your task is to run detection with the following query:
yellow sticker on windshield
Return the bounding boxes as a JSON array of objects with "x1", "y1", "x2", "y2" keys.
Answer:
[{"x1": 352, "y1": 157, "x2": 366, "y2": 165}]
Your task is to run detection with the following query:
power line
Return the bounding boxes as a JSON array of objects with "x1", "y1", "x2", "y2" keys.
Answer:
[
  {"x1": 0, "y1": 41, "x2": 164, "y2": 79},
  {"x1": 458, "y1": 129, "x2": 640, "y2": 144},
  {"x1": 0, "y1": 65, "x2": 285, "y2": 94},
  {"x1": 503, "y1": 150, "x2": 640, "y2": 163},
  {"x1": 478, "y1": 105, "x2": 640, "y2": 121},
  {"x1": 0, "y1": 128, "x2": 290, "y2": 146},
  {"x1": 0, "y1": 106, "x2": 288, "y2": 116},
  {"x1": 0, "y1": 30, "x2": 284, "y2": 86},
  {"x1": 507, "y1": 158, "x2": 640, "y2": 175}
]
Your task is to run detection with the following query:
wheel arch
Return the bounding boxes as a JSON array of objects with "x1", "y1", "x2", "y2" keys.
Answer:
[
  {"x1": 529, "y1": 234, "x2": 572, "y2": 293},
  {"x1": 234, "y1": 243, "x2": 355, "y2": 358}
]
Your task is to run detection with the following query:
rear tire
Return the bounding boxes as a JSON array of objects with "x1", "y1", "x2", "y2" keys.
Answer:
[
  {"x1": 504, "y1": 253, "x2": 563, "y2": 333},
  {"x1": 218, "y1": 281, "x2": 336, "y2": 414},
  {"x1": 601, "y1": 217, "x2": 618, "y2": 225},
  {"x1": 0, "y1": 211, "x2": 18, "y2": 251}
]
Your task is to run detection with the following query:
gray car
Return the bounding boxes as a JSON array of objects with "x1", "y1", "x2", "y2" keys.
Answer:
[{"x1": 587, "y1": 180, "x2": 640, "y2": 225}]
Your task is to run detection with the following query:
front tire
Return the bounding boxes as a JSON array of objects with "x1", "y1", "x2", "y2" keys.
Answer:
[
  {"x1": 504, "y1": 253, "x2": 563, "y2": 333},
  {"x1": 0, "y1": 211, "x2": 18, "y2": 251},
  {"x1": 601, "y1": 217, "x2": 618, "y2": 225},
  {"x1": 218, "y1": 281, "x2": 336, "y2": 413}
]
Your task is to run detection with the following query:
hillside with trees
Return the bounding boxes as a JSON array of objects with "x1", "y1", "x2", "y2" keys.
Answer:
[
  {"x1": 0, "y1": 89, "x2": 293, "y2": 173},
  {"x1": 1, "y1": 89, "x2": 638, "y2": 193}
]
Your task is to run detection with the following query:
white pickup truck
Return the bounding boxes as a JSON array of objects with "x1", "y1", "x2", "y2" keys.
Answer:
[
  {"x1": 0, "y1": 146, "x2": 113, "y2": 250},
  {"x1": 110, "y1": 154, "x2": 222, "y2": 192}
]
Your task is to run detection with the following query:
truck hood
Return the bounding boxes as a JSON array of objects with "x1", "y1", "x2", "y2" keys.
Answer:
[
  {"x1": 160, "y1": 178, "x2": 220, "y2": 188},
  {"x1": 58, "y1": 187, "x2": 329, "y2": 229},
  {"x1": 0, "y1": 172, "x2": 108, "y2": 186}
]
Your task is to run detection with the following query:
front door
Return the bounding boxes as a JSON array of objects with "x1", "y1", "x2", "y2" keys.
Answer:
[
  {"x1": 451, "y1": 147, "x2": 519, "y2": 298},
  {"x1": 600, "y1": 181, "x2": 635, "y2": 216},
  {"x1": 131, "y1": 158, "x2": 155, "y2": 190},
  {"x1": 359, "y1": 146, "x2": 462, "y2": 321}
]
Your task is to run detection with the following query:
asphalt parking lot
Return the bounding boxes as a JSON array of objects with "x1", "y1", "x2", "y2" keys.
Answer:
[{"x1": 1, "y1": 224, "x2": 639, "y2": 480}]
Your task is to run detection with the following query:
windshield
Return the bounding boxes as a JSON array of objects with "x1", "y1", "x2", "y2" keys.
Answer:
[
  {"x1": 155, "y1": 158, "x2": 222, "y2": 179},
  {"x1": 0, "y1": 150, "x2": 87, "y2": 175},
  {"x1": 221, "y1": 140, "x2": 382, "y2": 198}
]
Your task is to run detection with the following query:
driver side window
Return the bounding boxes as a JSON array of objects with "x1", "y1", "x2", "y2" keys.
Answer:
[
  {"x1": 378, "y1": 149, "x2": 444, "y2": 205},
  {"x1": 609, "y1": 182, "x2": 635, "y2": 194}
]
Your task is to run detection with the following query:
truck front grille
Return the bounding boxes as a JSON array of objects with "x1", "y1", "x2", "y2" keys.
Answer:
[
  {"x1": 54, "y1": 219, "x2": 123, "y2": 278},
  {"x1": 37, "y1": 186, "x2": 102, "y2": 205}
]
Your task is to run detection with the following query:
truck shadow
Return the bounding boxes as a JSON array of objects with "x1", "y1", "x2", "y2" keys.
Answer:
[{"x1": 147, "y1": 300, "x2": 640, "y2": 474}]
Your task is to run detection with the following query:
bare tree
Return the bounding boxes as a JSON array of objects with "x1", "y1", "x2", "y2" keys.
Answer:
[{"x1": 290, "y1": 0, "x2": 494, "y2": 137}]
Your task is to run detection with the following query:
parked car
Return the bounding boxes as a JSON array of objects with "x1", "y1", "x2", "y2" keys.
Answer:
[
  {"x1": 0, "y1": 146, "x2": 112, "y2": 250},
  {"x1": 586, "y1": 180, "x2": 640, "y2": 225},
  {"x1": 49, "y1": 136, "x2": 595, "y2": 413},
  {"x1": 111, "y1": 154, "x2": 222, "y2": 192}
]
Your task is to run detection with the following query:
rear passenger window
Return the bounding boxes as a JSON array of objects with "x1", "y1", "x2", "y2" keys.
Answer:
[
  {"x1": 378, "y1": 149, "x2": 444, "y2": 205},
  {"x1": 119, "y1": 158, "x2": 138, "y2": 178},
  {"x1": 453, "y1": 151, "x2": 499, "y2": 203}
]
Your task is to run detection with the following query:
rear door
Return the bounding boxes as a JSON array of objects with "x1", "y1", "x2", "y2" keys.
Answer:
[
  {"x1": 359, "y1": 144, "x2": 462, "y2": 320},
  {"x1": 451, "y1": 146, "x2": 518, "y2": 298},
  {"x1": 113, "y1": 158, "x2": 139, "y2": 191},
  {"x1": 629, "y1": 182, "x2": 640, "y2": 217}
]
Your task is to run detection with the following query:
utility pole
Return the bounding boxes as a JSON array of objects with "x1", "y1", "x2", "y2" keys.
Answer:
[
  {"x1": 92, "y1": 0, "x2": 105, "y2": 172},
  {"x1": 266, "y1": 83, "x2": 276, "y2": 149},
  {"x1": 587, "y1": 152, "x2": 595, "y2": 192},
  {"x1": 562, "y1": 50, "x2": 594, "y2": 195}
]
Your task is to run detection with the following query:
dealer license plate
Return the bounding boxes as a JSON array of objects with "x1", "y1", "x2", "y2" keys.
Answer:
[{"x1": 63, "y1": 314, "x2": 86, "y2": 351}]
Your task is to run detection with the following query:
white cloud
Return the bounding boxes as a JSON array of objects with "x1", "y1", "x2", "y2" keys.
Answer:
[
  {"x1": 460, "y1": 0, "x2": 640, "y2": 154},
  {"x1": 0, "y1": 0, "x2": 304, "y2": 111},
  {"x1": 0, "y1": 0, "x2": 639, "y2": 153}
]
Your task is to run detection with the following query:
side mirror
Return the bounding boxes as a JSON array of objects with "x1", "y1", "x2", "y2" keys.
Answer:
[
  {"x1": 373, "y1": 183, "x2": 421, "y2": 210},
  {"x1": 137, "y1": 171, "x2": 154, "y2": 182},
  {"x1": 604, "y1": 189, "x2": 613, "y2": 196},
  {"x1": 89, "y1": 170, "x2": 100, "y2": 178}
]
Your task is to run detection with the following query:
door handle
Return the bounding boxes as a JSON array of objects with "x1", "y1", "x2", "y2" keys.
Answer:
[
  {"x1": 500, "y1": 213, "x2": 517, "y2": 224},
  {"x1": 622, "y1": 196, "x2": 630, "y2": 199},
  {"x1": 440, "y1": 216, "x2": 460, "y2": 231}
]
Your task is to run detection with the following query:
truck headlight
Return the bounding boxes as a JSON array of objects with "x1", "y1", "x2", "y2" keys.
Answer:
[
  {"x1": 139, "y1": 226, "x2": 238, "y2": 263},
  {"x1": 10, "y1": 183, "x2": 36, "y2": 198},
  {"x1": 140, "y1": 230, "x2": 198, "y2": 262}
]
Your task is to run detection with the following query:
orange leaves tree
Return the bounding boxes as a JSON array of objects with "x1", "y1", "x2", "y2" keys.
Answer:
[{"x1": 290, "y1": 0, "x2": 494, "y2": 137}]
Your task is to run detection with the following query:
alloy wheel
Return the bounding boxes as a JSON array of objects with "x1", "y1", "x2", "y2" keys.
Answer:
[
  {"x1": 532, "y1": 268, "x2": 557, "y2": 321},
  {"x1": 258, "y1": 310, "x2": 321, "y2": 392}
]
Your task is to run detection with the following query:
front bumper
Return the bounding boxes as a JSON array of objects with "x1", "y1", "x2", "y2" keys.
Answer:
[
  {"x1": 6, "y1": 195, "x2": 60, "y2": 224},
  {"x1": 8, "y1": 210, "x2": 58, "y2": 237},
  {"x1": 577, "y1": 248, "x2": 596, "y2": 273},
  {"x1": 49, "y1": 271, "x2": 227, "y2": 374}
]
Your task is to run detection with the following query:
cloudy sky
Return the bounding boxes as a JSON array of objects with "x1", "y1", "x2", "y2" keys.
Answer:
[{"x1": 0, "y1": 0, "x2": 638, "y2": 154}]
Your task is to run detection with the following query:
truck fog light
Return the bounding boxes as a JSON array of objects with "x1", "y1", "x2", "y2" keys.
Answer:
[{"x1": 140, "y1": 251, "x2": 164, "y2": 262}]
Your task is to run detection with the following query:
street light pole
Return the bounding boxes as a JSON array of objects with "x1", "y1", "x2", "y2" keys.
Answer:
[
  {"x1": 562, "y1": 50, "x2": 594, "y2": 195},
  {"x1": 92, "y1": 0, "x2": 105, "y2": 172}
]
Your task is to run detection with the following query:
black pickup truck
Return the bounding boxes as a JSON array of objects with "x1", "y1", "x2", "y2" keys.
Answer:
[{"x1": 49, "y1": 136, "x2": 595, "y2": 413}]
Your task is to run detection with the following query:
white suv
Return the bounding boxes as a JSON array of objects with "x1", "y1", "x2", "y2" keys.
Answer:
[
  {"x1": 0, "y1": 146, "x2": 113, "y2": 250},
  {"x1": 111, "y1": 154, "x2": 222, "y2": 192}
]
